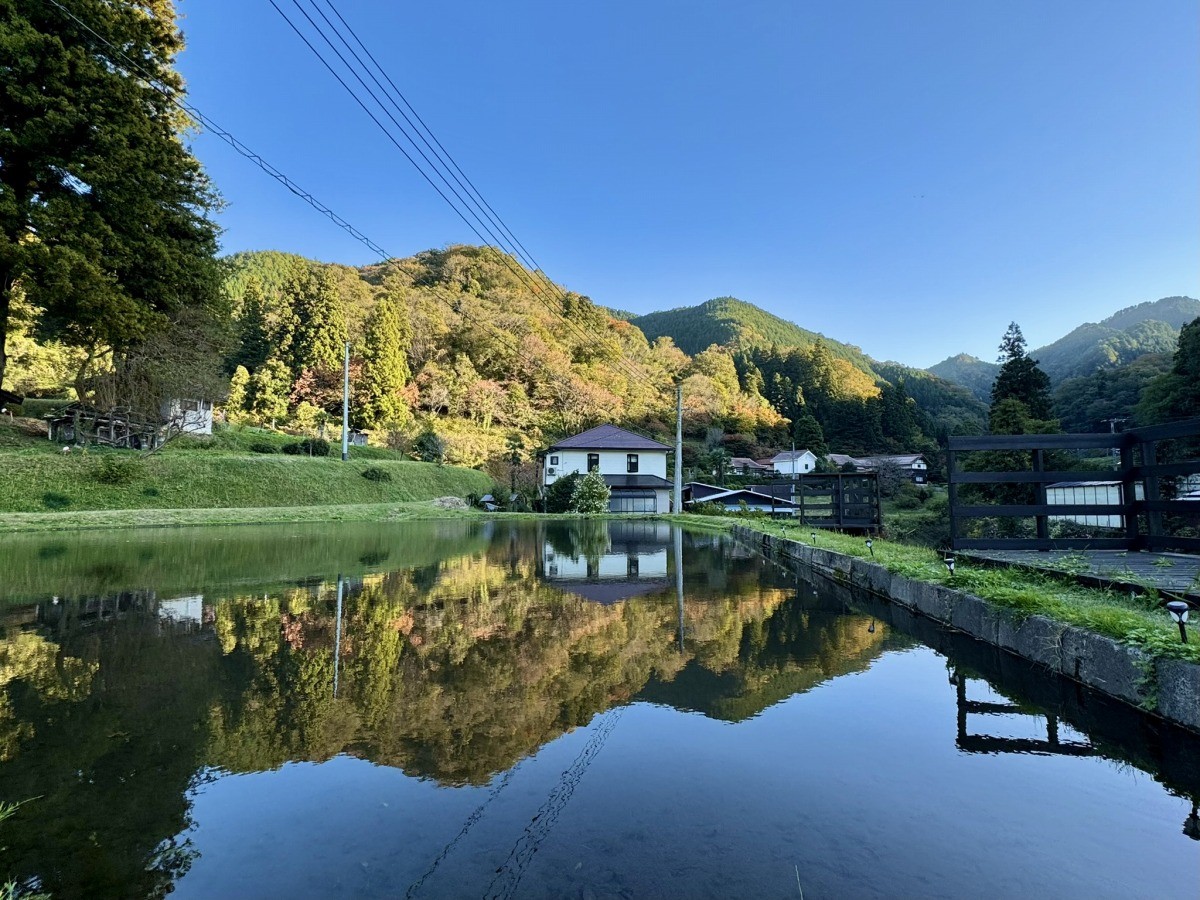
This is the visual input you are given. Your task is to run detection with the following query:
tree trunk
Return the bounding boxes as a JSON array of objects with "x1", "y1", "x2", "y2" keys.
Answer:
[{"x1": 0, "y1": 268, "x2": 13, "y2": 391}]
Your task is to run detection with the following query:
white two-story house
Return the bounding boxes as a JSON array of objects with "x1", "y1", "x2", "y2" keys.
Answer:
[
  {"x1": 540, "y1": 424, "x2": 673, "y2": 513},
  {"x1": 771, "y1": 449, "x2": 818, "y2": 478}
]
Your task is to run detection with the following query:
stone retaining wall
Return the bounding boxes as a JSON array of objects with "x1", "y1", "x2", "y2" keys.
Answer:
[{"x1": 732, "y1": 525, "x2": 1200, "y2": 733}]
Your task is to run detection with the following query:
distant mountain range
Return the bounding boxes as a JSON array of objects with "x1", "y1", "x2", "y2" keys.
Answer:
[
  {"x1": 928, "y1": 296, "x2": 1200, "y2": 402},
  {"x1": 626, "y1": 296, "x2": 988, "y2": 437}
]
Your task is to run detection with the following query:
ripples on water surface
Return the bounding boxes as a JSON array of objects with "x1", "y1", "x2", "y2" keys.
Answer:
[{"x1": 0, "y1": 520, "x2": 1196, "y2": 898}]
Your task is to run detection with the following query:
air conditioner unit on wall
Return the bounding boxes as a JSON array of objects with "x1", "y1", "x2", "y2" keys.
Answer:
[{"x1": 547, "y1": 468, "x2": 556, "y2": 476}]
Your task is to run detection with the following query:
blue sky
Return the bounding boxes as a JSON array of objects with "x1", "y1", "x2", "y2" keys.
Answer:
[{"x1": 177, "y1": 1, "x2": 1199, "y2": 368}]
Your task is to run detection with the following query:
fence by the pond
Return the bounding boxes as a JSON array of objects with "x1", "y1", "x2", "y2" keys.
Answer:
[
  {"x1": 947, "y1": 418, "x2": 1200, "y2": 552},
  {"x1": 764, "y1": 473, "x2": 881, "y2": 531}
]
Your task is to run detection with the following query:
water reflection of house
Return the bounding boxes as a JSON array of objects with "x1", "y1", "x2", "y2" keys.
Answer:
[{"x1": 539, "y1": 521, "x2": 673, "y2": 603}]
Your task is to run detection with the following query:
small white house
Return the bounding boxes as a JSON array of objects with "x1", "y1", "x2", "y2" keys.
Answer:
[
  {"x1": 161, "y1": 398, "x2": 214, "y2": 436},
  {"x1": 541, "y1": 424, "x2": 674, "y2": 513},
  {"x1": 771, "y1": 449, "x2": 818, "y2": 478}
]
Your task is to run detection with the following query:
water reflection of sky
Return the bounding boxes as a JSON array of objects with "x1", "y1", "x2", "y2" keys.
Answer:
[{"x1": 0, "y1": 520, "x2": 1196, "y2": 898}]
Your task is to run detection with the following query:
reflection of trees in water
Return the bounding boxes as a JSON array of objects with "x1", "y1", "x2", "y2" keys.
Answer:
[{"x1": 0, "y1": 607, "x2": 219, "y2": 899}]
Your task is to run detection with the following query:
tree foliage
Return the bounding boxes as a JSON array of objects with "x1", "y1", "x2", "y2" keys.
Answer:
[
  {"x1": 570, "y1": 469, "x2": 611, "y2": 513},
  {"x1": 0, "y1": 0, "x2": 223, "y2": 397},
  {"x1": 989, "y1": 323, "x2": 1054, "y2": 430}
]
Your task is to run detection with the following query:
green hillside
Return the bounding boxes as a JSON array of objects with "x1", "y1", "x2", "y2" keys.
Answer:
[
  {"x1": 631, "y1": 297, "x2": 879, "y2": 373},
  {"x1": 1033, "y1": 296, "x2": 1200, "y2": 381},
  {"x1": 930, "y1": 297, "x2": 1200, "y2": 399},
  {"x1": 926, "y1": 353, "x2": 999, "y2": 403}
]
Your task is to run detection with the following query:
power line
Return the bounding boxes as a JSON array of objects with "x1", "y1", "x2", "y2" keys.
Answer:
[
  {"x1": 43, "y1": 0, "x2": 596, "y2": 391},
  {"x1": 270, "y1": 0, "x2": 646, "y2": 383}
]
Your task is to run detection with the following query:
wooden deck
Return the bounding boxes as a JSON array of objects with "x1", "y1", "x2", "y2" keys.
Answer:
[{"x1": 961, "y1": 549, "x2": 1200, "y2": 602}]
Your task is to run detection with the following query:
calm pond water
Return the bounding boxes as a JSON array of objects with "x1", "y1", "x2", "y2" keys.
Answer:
[{"x1": 0, "y1": 519, "x2": 1197, "y2": 899}]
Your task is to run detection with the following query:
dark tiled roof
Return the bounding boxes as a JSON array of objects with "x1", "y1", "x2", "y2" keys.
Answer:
[
  {"x1": 602, "y1": 474, "x2": 674, "y2": 489},
  {"x1": 548, "y1": 424, "x2": 671, "y2": 451}
]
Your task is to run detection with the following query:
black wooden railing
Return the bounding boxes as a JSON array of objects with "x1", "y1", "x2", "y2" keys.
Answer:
[
  {"x1": 947, "y1": 418, "x2": 1200, "y2": 552},
  {"x1": 759, "y1": 474, "x2": 881, "y2": 531}
]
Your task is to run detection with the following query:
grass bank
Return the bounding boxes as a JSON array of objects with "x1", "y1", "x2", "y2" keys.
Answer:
[
  {"x1": 720, "y1": 516, "x2": 1200, "y2": 664},
  {"x1": 0, "y1": 418, "x2": 493, "y2": 526}
]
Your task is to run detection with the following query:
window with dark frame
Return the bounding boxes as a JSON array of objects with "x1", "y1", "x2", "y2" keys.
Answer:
[
  {"x1": 550, "y1": 455, "x2": 559, "y2": 465},
  {"x1": 587, "y1": 453, "x2": 600, "y2": 471},
  {"x1": 627, "y1": 453, "x2": 639, "y2": 473}
]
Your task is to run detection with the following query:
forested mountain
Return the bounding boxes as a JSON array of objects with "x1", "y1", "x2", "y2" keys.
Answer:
[
  {"x1": 1034, "y1": 296, "x2": 1200, "y2": 382},
  {"x1": 630, "y1": 297, "x2": 878, "y2": 372},
  {"x1": 926, "y1": 354, "x2": 999, "y2": 403},
  {"x1": 218, "y1": 246, "x2": 787, "y2": 467},
  {"x1": 930, "y1": 296, "x2": 1200, "y2": 400},
  {"x1": 629, "y1": 296, "x2": 987, "y2": 441}
]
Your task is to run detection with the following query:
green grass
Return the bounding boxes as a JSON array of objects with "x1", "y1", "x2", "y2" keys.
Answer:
[
  {"x1": 0, "y1": 418, "x2": 492, "y2": 521},
  {"x1": 724, "y1": 516, "x2": 1200, "y2": 664}
]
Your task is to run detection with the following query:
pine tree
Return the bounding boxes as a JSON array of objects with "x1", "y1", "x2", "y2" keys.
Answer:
[
  {"x1": 791, "y1": 406, "x2": 828, "y2": 456},
  {"x1": 990, "y1": 322, "x2": 1053, "y2": 425},
  {"x1": 251, "y1": 359, "x2": 292, "y2": 428},
  {"x1": 290, "y1": 267, "x2": 346, "y2": 377},
  {"x1": 356, "y1": 296, "x2": 410, "y2": 429},
  {"x1": 1, "y1": 0, "x2": 222, "y2": 393},
  {"x1": 226, "y1": 366, "x2": 251, "y2": 422}
]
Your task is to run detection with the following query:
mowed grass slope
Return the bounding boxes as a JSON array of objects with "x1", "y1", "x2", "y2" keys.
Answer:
[{"x1": 0, "y1": 420, "x2": 492, "y2": 513}]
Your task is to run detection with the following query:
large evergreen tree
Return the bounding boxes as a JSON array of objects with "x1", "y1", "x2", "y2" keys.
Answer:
[
  {"x1": 0, "y1": 0, "x2": 222, "y2": 394},
  {"x1": 356, "y1": 295, "x2": 410, "y2": 429},
  {"x1": 989, "y1": 322, "x2": 1054, "y2": 432}
]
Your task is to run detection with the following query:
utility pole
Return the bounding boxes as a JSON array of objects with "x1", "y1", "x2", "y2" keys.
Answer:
[
  {"x1": 1104, "y1": 417, "x2": 1127, "y2": 468},
  {"x1": 674, "y1": 382, "x2": 683, "y2": 512},
  {"x1": 341, "y1": 341, "x2": 350, "y2": 462}
]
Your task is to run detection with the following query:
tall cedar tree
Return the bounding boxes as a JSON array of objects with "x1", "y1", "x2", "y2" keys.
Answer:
[
  {"x1": 356, "y1": 295, "x2": 410, "y2": 429},
  {"x1": 990, "y1": 322, "x2": 1053, "y2": 428},
  {"x1": 0, "y1": 0, "x2": 222, "y2": 393}
]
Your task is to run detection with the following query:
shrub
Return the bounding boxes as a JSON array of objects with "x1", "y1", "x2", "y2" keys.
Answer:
[
  {"x1": 89, "y1": 454, "x2": 144, "y2": 485},
  {"x1": 42, "y1": 492, "x2": 72, "y2": 510},
  {"x1": 282, "y1": 438, "x2": 330, "y2": 457},
  {"x1": 361, "y1": 466, "x2": 392, "y2": 483},
  {"x1": 689, "y1": 501, "x2": 730, "y2": 517},
  {"x1": 249, "y1": 441, "x2": 277, "y2": 454},
  {"x1": 413, "y1": 430, "x2": 446, "y2": 464},
  {"x1": 545, "y1": 472, "x2": 581, "y2": 513},
  {"x1": 571, "y1": 470, "x2": 611, "y2": 514}
]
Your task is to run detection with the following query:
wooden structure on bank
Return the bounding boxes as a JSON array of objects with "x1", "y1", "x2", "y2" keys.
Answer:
[
  {"x1": 46, "y1": 403, "x2": 167, "y2": 450},
  {"x1": 758, "y1": 473, "x2": 881, "y2": 532},
  {"x1": 947, "y1": 418, "x2": 1200, "y2": 552}
]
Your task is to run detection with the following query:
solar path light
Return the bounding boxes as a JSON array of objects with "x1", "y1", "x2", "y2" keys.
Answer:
[
  {"x1": 944, "y1": 556, "x2": 956, "y2": 577},
  {"x1": 866, "y1": 538, "x2": 874, "y2": 557},
  {"x1": 1166, "y1": 600, "x2": 1190, "y2": 644}
]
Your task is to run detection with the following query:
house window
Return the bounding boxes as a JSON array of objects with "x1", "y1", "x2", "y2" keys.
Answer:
[
  {"x1": 609, "y1": 491, "x2": 656, "y2": 513},
  {"x1": 587, "y1": 453, "x2": 600, "y2": 472},
  {"x1": 550, "y1": 455, "x2": 559, "y2": 466},
  {"x1": 627, "y1": 453, "x2": 639, "y2": 473}
]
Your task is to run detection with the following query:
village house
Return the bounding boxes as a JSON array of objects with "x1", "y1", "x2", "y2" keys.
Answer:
[
  {"x1": 540, "y1": 424, "x2": 674, "y2": 513},
  {"x1": 826, "y1": 453, "x2": 929, "y2": 484},
  {"x1": 770, "y1": 449, "x2": 818, "y2": 478},
  {"x1": 729, "y1": 456, "x2": 772, "y2": 476}
]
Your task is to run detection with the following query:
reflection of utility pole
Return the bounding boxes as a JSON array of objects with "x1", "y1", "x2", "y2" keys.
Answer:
[
  {"x1": 334, "y1": 573, "x2": 344, "y2": 698},
  {"x1": 675, "y1": 526, "x2": 684, "y2": 651}
]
